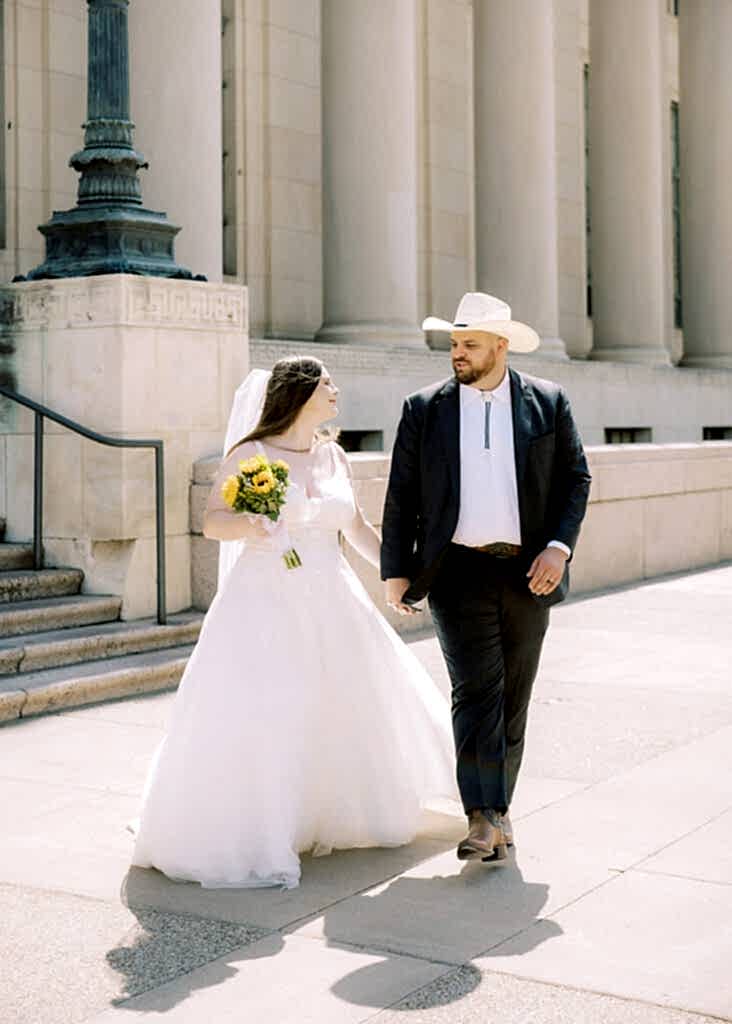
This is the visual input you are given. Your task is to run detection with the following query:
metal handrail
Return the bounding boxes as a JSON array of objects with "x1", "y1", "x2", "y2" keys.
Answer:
[{"x1": 0, "y1": 386, "x2": 167, "y2": 625}]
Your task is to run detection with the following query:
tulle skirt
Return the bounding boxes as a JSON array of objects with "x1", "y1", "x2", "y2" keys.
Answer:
[{"x1": 131, "y1": 532, "x2": 459, "y2": 889}]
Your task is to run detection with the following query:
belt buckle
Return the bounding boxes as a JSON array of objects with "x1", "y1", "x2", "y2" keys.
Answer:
[{"x1": 488, "y1": 542, "x2": 520, "y2": 558}]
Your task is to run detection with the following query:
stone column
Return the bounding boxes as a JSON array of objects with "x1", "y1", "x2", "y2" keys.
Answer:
[
  {"x1": 587, "y1": 0, "x2": 671, "y2": 365},
  {"x1": 129, "y1": 0, "x2": 223, "y2": 283},
  {"x1": 316, "y1": 0, "x2": 421, "y2": 347},
  {"x1": 679, "y1": 1, "x2": 732, "y2": 368},
  {"x1": 473, "y1": 0, "x2": 567, "y2": 359}
]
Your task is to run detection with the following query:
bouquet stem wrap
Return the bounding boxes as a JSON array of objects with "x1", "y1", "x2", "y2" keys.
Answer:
[{"x1": 259, "y1": 517, "x2": 302, "y2": 570}]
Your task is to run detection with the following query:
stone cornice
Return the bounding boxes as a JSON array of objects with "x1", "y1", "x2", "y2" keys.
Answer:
[
  {"x1": 250, "y1": 338, "x2": 732, "y2": 384},
  {"x1": 1, "y1": 275, "x2": 247, "y2": 332}
]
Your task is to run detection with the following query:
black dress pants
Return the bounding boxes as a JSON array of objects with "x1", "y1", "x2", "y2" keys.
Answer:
[{"x1": 428, "y1": 544, "x2": 550, "y2": 815}]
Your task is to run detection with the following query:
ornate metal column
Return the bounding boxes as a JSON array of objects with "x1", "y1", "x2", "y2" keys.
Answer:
[{"x1": 18, "y1": 0, "x2": 202, "y2": 281}]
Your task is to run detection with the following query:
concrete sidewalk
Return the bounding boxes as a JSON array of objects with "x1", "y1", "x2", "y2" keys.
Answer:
[{"x1": 2, "y1": 565, "x2": 732, "y2": 1023}]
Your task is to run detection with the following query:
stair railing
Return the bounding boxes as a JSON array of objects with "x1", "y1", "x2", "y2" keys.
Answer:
[{"x1": 0, "y1": 386, "x2": 167, "y2": 625}]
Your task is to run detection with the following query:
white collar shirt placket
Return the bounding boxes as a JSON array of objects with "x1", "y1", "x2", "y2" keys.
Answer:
[{"x1": 452, "y1": 375, "x2": 522, "y2": 548}]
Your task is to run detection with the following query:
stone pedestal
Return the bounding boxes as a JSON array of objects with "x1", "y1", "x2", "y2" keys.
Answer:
[
  {"x1": 587, "y1": 0, "x2": 671, "y2": 366},
  {"x1": 316, "y1": 0, "x2": 421, "y2": 347},
  {"x1": 473, "y1": 0, "x2": 567, "y2": 359},
  {"x1": 0, "y1": 275, "x2": 248, "y2": 619},
  {"x1": 679, "y1": 1, "x2": 732, "y2": 369}
]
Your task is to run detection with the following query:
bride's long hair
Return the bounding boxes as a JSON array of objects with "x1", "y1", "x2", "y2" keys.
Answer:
[{"x1": 226, "y1": 356, "x2": 333, "y2": 457}]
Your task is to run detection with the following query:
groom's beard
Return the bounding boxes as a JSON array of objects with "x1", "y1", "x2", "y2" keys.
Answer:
[{"x1": 452, "y1": 352, "x2": 496, "y2": 384}]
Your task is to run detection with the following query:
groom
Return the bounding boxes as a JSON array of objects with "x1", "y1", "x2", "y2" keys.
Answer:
[{"x1": 381, "y1": 293, "x2": 591, "y2": 863}]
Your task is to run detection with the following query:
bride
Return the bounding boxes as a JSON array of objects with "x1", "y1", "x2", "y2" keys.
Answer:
[{"x1": 131, "y1": 356, "x2": 458, "y2": 889}]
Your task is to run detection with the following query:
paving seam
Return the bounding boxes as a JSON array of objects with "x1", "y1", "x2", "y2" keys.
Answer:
[
  {"x1": 73, "y1": 918, "x2": 275, "y2": 1020},
  {"x1": 620, "y1": 800, "x2": 732, "y2": 882},
  {"x1": 631, "y1": 867, "x2": 732, "y2": 888},
  {"x1": 284, "y1": 931, "x2": 732, "y2": 1024},
  {"x1": 513, "y1": 721, "x2": 732, "y2": 811},
  {"x1": 459, "y1": 803, "x2": 732, "y2": 1007},
  {"x1": 303, "y1": 934, "x2": 461, "y2": 968},
  {"x1": 371, "y1": 966, "x2": 732, "y2": 1024},
  {"x1": 0, "y1": 771, "x2": 141, "y2": 797},
  {"x1": 269, "y1": 840, "x2": 458, "y2": 936},
  {"x1": 0, "y1": 879, "x2": 117, "y2": 907},
  {"x1": 359, "y1": 965, "x2": 470, "y2": 1024},
  {"x1": 471, "y1": 804, "x2": 731, "y2": 962}
]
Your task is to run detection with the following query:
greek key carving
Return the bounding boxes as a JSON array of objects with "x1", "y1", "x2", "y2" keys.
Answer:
[{"x1": 1, "y1": 277, "x2": 247, "y2": 331}]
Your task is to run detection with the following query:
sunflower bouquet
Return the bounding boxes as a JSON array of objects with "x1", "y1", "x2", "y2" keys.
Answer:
[{"x1": 221, "y1": 453, "x2": 302, "y2": 569}]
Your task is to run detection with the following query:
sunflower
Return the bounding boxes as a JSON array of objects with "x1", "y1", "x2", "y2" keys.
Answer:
[
  {"x1": 251, "y1": 470, "x2": 276, "y2": 494},
  {"x1": 221, "y1": 475, "x2": 240, "y2": 507},
  {"x1": 239, "y1": 454, "x2": 268, "y2": 474}
]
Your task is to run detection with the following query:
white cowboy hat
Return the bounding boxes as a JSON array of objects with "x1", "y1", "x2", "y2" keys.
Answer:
[{"x1": 422, "y1": 292, "x2": 540, "y2": 353}]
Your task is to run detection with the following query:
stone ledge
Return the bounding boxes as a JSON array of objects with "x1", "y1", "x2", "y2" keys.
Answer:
[{"x1": 189, "y1": 444, "x2": 732, "y2": 617}]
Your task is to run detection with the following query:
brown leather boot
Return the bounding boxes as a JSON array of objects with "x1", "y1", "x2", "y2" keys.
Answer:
[
  {"x1": 457, "y1": 809, "x2": 508, "y2": 862},
  {"x1": 501, "y1": 812, "x2": 514, "y2": 847}
]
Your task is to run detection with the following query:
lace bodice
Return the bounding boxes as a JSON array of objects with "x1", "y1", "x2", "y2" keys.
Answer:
[{"x1": 243, "y1": 441, "x2": 356, "y2": 561}]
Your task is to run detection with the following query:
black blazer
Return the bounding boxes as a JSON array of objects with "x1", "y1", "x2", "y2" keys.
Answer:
[{"x1": 380, "y1": 368, "x2": 592, "y2": 606}]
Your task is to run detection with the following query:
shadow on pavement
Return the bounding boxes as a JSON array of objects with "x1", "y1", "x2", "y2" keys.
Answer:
[
  {"x1": 108, "y1": 837, "x2": 560, "y2": 1014},
  {"x1": 322, "y1": 856, "x2": 563, "y2": 1008}
]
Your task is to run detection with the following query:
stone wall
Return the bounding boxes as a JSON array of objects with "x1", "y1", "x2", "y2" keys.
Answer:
[{"x1": 190, "y1": 442, "x2": 732, "y2": 635}]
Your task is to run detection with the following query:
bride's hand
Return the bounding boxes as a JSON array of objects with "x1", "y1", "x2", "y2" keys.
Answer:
[
  {"x1": 385, "y1": 578, "x2": 419, "y2": 616},
  {"x1": 203, "y1": 509, "x2": 273, "y2": 542}
]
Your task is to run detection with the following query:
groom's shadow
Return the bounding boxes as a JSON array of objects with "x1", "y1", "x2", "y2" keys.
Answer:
[{"x1": 318, "y1": 852, "x2": 563, "y2": 1010}]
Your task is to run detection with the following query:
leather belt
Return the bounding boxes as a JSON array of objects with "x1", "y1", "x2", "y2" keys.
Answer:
[{"x1": 470, "y1": 542, "x2": 522, "y2": 558}]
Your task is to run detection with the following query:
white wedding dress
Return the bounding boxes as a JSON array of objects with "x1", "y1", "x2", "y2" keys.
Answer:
[{"x1": 131, "y1": 440, "x2": 458, "y2": 889}]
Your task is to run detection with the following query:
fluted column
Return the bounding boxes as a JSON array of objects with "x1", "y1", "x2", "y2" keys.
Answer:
[
  {"x1": 316, "y1": 0, "x2": 421, "y2": 347},
  {"x1": 679, "y1": 1, "x2": 732, "y2": 368},
  {"x1": 129, "y1": 0, "x2": 223, "y2": 283},
  {"x1": 587, "y1": 0, "x2": 671, "y2": 365},
  {"x1": 473, "y1": 0, "x2": 567, "y2": 359}
]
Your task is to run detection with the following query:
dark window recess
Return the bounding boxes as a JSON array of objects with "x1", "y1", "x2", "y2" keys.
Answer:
[
  {"x1": 338, "y1": 430, "x2": 384, "y2": 453},
  {"x1": 604, "y1": 428, "x2": 653, "y2": 445},
  {"x1": 584, "y1": 63, "x2": 592, "y2": 318},
  {"x1": 703, "y1": 427, "x2": 732, "y2": 441},
  {"x1": 671, "y1": 101, "x2": 682, "y2": 328}
]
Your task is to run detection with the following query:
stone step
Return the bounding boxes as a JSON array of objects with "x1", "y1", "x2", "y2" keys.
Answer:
[
  {"x1": 0, "y1": 644, "x2": 194, "y2": 722},
  {"x1": 0, "y1": 594, "x2": 122, "y2": 639},
  {"x1": 0, "y1": 568, "x2": 84, "y2": 605},
  {"x1": 0, "y1": 611, "x2": 204, "y2": 675},
  {"x1": 0, "y1": 544, "x2": 35, "y2": 571}
]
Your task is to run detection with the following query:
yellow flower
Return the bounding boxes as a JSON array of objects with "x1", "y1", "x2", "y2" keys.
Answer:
[
  {"x1": 239, "y1": 455, "x2": 265, "y2": 474},
  {"x1": 221, "y1": 475, "x2": 240, "y2": 507},
  {"x1": 272, "y1": 459, "x2": 289, "y2": 472},
  {"x1": 251, "y1": 470, "x2": 276, "y2": 494}
]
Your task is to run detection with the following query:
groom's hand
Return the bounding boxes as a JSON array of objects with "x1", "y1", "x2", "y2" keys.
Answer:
[
  {"x1": 385, "y1": 578, "x2": 419, "y2": 616},
  {"x1": 527, "y1": 547, "x2": 568, "y2": 596}
]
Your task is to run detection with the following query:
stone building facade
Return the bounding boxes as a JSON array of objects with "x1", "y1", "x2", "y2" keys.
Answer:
[{"x1": 2, "y1": 0, "x2": 732, "y2": 450}]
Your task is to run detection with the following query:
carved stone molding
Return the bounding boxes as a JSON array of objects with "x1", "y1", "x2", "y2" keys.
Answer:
[{"x1": 1, "y1": 275, "x2": 247, "y2": 332}]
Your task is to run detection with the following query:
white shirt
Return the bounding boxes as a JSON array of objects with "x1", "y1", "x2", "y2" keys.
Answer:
[{"x1": 451, "y1": 373, "x2": 571, "y2": 556}]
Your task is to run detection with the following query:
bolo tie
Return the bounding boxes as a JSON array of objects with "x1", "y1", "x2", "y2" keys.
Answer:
[{"x1": 482, "y1": 392, "x2": 492, "y2": 449}]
